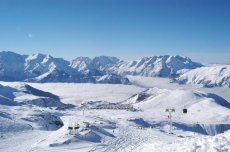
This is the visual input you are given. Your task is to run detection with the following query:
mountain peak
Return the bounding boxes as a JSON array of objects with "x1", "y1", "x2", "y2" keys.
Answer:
[
  {"x1": 93, "y1": 56, "x2": 120, "y2": 62},
  {"x1": 0, "y1": 51, "x2": 207, "y2": 85},
  {"x1": 110, "y1": 55, "x2": 203, "y2": 77}
]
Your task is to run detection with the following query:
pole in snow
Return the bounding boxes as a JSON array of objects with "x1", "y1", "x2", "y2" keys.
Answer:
[
  {"x1": 68, "y1": 119, "x2": 73, "y2": 135},
  {"x1": 165, "y1": 108, "x2": 175, "y2": 134},
  {"x1": 74, "y1": 122, "x2": 80, "y2": 135},
  {"x1": 82, "y1": 107, "x2": 86, "y2": 116}
]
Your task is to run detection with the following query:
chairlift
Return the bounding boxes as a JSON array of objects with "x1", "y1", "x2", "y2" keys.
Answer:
[
  {"x1": 68, "y1": 126, "x2": 73, "y2": 130},
  {"x1": 68, "y1": 126, "x2": 73, "y2": 135},
  {"x1": 74, "y1": 125, "x2": 80, "y2": 130}
]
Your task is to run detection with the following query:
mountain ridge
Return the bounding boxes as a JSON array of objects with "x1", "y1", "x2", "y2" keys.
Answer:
[{"x1": 1, "y1": 51, "x2": 228, "y2": 87}]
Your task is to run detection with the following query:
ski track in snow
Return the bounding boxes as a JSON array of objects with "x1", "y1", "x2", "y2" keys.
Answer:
[{"x1": 91, "y1": 126, "x2": 159, "y2": 152}]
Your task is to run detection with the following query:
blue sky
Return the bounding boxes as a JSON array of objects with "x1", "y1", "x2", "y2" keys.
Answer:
[{"x1": 0, "y1": 0, "x2": 229, "y2": 63}]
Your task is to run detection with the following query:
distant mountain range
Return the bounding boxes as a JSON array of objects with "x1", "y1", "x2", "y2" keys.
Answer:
[
  {"x1": 0, "y1": 51, "x2": 129, "y2": 84},
  {"x1": 0, "y1": 51, "x2": 229, "y2": 87},
  {"x1": 108, "y1": 55, "x2": 202, "y2": 77}
]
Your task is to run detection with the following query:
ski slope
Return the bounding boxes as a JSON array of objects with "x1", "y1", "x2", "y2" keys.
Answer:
[{"x1": 0, "y1": 76, "x2": 229, "y2": 152}]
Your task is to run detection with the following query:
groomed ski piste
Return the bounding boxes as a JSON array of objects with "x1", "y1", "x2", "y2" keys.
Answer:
[{"x1": 0, "y1": 76, "x2": 229, "y2": 152}]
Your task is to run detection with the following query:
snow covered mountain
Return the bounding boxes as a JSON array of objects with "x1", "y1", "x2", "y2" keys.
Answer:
[
  {"x1": 92, "y1": 56, "x2": 120, "y2": 71},
  {"x1": 70, "y1": 56, "x2": 120, "y2": 75},
  {"x1": 176, "y1": 65, "x2": 230, "y2": 87},
  {"x1": 70, "y1": 57, "x2": 103, "y2": 76},
  {"x1": 25, "y1": 53, "x2": 76, "y2": 78},
  {"x1": 0, "y1": 83, "x2": 74, "y2": 108},
  {"x1": 1, "y1": 51, "x2": 229, "y2": 87},
  {"x1": 0, "y1": 76, "x2": 229, "y2": 151},
  {"x1": 109, "y1": 55, "x2": 202, "y2": 77},
  {"x1": 123, "y1": 87, "x2": 230, "y2": 135},
  {"x1": 0, "y1": 51, "x2": 26, "y2": 81},
  {"x1": 0, "y1": 51, "x2": 129, "y2": 84}
]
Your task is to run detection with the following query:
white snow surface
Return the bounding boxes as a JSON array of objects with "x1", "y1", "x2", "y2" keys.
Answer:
[
  {"x1": 136, "y1": 130, "x2": 230, "y2": 152},
  {"x1": 0, "y1": 81, "x2": 143, "y2": 104},
  {"x1": 0, "y1": 76, "x2": 229, "y2": 152}
]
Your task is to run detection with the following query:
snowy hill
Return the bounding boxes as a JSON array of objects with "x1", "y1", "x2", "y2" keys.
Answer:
[
  {"x1": 0, "y1": 79, "x2": 229, "y2": 151},
  {"x1": 125, "y1": 88, "x2": 230, "y2": 125},
  {"x1": 109, "y1": 55, "x2": 202, "y2": 77},
  {"x1": 0, "y1": 83, "x2": 74, "y2": 108},
  {"x1": 176, "y1": 65, "x2": 230, "y2": 87}
]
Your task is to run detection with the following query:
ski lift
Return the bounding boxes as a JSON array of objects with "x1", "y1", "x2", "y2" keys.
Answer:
[
  {"x1": 166, "y1": 108, "x2": 175, "y2": 112},
  {"x1": 68, "y1": 126, "x2": 73, "y2": 135},
  {"x1": 183, "y1": 107, "x2": 187, "y2": 114},
  {"x1": 74, "y1": 123, "x2": 80, "y2": 135},
  {"x1": 165, "y1": 108, "x2": 175, "y2": 134},
  {"x1": 74, "y1": 124, "x2": 80, "y2": 130}
]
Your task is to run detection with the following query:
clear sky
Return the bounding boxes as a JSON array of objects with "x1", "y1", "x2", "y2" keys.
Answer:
[{"x1": 0, "y1": 0, "x2": 229, "y2": 63}]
